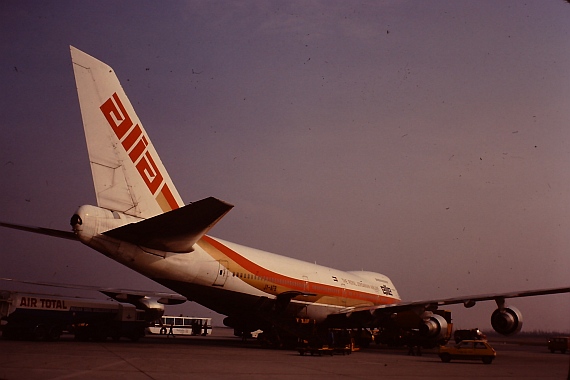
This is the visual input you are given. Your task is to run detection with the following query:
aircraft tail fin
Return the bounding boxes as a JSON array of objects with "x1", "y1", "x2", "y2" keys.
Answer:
[{"x1": 70, "y1": 46, "x2": 184, "y2": 219}]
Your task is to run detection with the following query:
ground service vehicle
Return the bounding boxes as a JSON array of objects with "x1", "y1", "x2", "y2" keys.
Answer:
[
  {"x1": 453, "y1": 328, "x2": 486, "y2": 343},
  {"x1": 0, "y1": 290, "x2": 147, "y2": 341},
  {"x1": 147, "y1": 315, "x2": 212, "y2": 336},
  {"x1": 547, "y1": 336, "x2": 568, "y2": 353},
  {"x1": 439, "y1": 340, "x2": 496, "y2": 364}
]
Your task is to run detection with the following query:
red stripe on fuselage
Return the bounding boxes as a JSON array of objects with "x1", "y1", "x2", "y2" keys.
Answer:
[{"x1": 200, "y1": 235, "x2": 397, "y2": 305}]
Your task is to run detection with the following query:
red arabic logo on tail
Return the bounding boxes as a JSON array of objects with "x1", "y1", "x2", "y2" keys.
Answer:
[{"x1": 100, "y1": 93, "x2": 180, "y2": 212}]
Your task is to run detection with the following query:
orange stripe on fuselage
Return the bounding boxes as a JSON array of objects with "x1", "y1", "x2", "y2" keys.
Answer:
[{"x1": 199, "y1": 235, "x2": 398, "y2": 306}]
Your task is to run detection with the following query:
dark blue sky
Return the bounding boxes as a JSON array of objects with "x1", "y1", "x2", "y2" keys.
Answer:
[{"x1": 1, "y1": 1, "x2": 569, "y2": 331}]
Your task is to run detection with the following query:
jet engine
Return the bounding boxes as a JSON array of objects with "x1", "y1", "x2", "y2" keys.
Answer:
[
  {"x1": 491, "y1": 306, "x2": 523, "y2": 335},
  {"x1": 419, "y1": 314, "x2": 448, "y2": 340}
]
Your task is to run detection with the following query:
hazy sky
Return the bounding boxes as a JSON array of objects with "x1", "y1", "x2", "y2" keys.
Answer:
[{"x1": 1, "y1": 1, "x2": 569, "y2": 332}]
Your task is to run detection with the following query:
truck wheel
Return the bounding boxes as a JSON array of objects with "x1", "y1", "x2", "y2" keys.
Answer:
[
  {"x1": 33, "y1": 324, "x2": 48, "y2": 341},
  {"x1": 47, "y1": 325, "x2": 62, "y2": 341},
  {"x1": 440, "y1": 353, "x2": 451, "y2": 363}
]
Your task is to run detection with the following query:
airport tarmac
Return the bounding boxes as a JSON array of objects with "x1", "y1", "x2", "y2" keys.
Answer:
[{"x1": 0, "y1": 328, "x2": 568, "y2": 380}]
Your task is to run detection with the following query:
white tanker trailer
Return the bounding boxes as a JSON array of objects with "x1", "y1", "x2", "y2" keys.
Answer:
[{"x1": 0, "y1": 290, "x2": 147, "y2": 341}]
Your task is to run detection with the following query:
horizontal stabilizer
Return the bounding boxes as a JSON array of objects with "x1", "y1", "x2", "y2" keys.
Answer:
[
  {"x1": 0, "y1": 221, "x2": 77, "y2": 241},
  {"x1": 103, "y1": 197, "x2": 233, "y2": 253}
]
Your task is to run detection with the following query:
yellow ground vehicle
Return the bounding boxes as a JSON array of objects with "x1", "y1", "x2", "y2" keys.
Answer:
[{"x1": 438, "y1": 340, "x2": 496, "y2": 364}]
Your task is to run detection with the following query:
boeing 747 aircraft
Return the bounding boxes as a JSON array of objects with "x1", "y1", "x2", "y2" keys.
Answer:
[{"x1": 1, "y1": 47, "x2": 568, "y2": 347}]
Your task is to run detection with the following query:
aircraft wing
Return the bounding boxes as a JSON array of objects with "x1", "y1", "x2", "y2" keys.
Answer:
[
  {"x1": 342, "y1": 286, "x2": 570, "y2": 316},
  {"x1": 100, "y1": 290, "x2": 186, "y2": 305},
  {"x1": 0, "y1": 277, "x2": 186, "y2": 305},
  {"x1": 0, "y1": 221, "x2": 77, "y2": 240},
  {"x1": 103, "y1": 197, "x2": 233, "y2": 253}
]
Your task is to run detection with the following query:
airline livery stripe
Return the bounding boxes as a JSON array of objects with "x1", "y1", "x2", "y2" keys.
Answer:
[
  {"x1": 158, "y1": 184, "x2": 179, "y2": 212},
  {"x1": 201, "y1": 235, "x2": 303, "y2": 288},
  {"x1": 200, "y1": 235, "x2": 398, "y2": 305}
]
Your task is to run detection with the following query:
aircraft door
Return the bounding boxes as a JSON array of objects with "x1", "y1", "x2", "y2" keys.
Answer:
[{"x1": 212, "y1": 260, "x2": 229, "y2": 287}]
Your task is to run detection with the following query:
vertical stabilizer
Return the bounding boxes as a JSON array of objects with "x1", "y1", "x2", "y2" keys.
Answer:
[{"x1": 71, "y1": 46, "x2": 183, "y2": 218}]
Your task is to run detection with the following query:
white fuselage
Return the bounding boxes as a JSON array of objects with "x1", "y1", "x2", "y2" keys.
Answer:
[{"x1": 72, "y1": 204, "x2": 401, "y2": 322}]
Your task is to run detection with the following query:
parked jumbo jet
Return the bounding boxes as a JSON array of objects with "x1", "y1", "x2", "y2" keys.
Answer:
[{"x1": 1, "y1": 47, "x2": 569, "y2": 347}]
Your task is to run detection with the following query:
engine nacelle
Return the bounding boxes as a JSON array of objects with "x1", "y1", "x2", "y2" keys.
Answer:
[
  {"x1": 419, "y1": 314, "x2": 448, "y2": 340},
  {"x1": 137, "y1": 298, "x2": 166, "y2": 322},
  {"x1": 491, "y1": 306, "x2": 523, "y2": 335}
]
